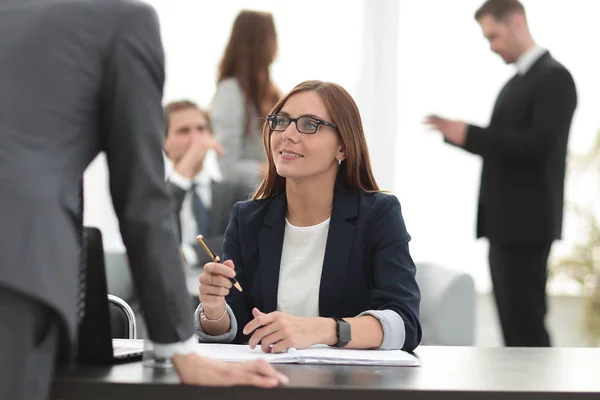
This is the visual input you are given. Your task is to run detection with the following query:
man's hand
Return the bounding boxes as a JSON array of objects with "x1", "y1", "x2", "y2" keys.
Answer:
[
  {"x1": 171, "y1": 352, "x2": 288, "y2": 388},
  {"x1": 175, "y1": 135, "x2": 224, "y2": 178},
  {"x1": 424, "y1": 115, "x2": 468, "y2": 146},
  {"x1": 243, "y1": 308, "x2": 336, "y2": 354}
]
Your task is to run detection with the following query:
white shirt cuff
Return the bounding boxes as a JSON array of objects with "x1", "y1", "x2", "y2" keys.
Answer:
[
  {"x1": 181, "y1": 243, "x2": 198, "y2": 265},
  {"x1": 152, "y1": 335, "x2": 197, "y2": 359},
  {"x1": 168, "y1": 168, "x2": 193, "y2": 190}
]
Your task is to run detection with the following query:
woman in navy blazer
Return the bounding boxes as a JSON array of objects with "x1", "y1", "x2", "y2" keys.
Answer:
[{"x1": 195, "y1": 80, "x2": 421, "y2": 352}]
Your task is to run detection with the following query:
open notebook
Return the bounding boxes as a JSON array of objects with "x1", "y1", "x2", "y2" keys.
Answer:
[{"x1": 194, "y1": 343, "x2": 420, "y2": 366}]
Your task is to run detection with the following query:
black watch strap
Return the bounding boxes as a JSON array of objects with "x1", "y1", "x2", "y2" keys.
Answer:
[{"x1": 330, "y1": 317, "x2": 351, "y2": 348}]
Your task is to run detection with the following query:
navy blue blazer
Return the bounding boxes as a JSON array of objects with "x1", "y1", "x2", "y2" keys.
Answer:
[{"x1": 222, "y1": 188, "x2": 422, "y2": 351}]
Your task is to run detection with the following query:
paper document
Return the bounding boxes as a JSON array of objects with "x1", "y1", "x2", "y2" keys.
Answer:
[{"x1": 194, "y1": 343, "x2": 420, "y2": 366}]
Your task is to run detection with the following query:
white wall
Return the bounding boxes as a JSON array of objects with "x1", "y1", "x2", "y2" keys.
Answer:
[
  {"x1": 84, "y1": 0, "x2": 600, "y2": 294},
  {"x1": 356, "y1": 0, "x2": 400, "y2": 191},
  {"x1": 83, "y1": 0, "x2": 366, "y2": 251},
  {"x1": 395, "y1": 0, "x2": 600, "y2": 292}
]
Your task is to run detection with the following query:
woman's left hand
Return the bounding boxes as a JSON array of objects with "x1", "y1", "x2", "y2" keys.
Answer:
[{"x1": 243, "y1": 308, "x2": 334, "y2": 353}]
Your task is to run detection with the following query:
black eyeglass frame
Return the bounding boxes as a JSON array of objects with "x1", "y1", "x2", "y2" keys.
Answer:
[{"x1": 266, "y1": 114, "x2": 337, "y2": 134}]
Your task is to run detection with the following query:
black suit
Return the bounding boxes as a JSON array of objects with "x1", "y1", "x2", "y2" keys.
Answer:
[
  {"x1": 458, "y1": 51, "x2": 577, "y2": 346},
  {"x1": 222, "y1": 189, "x2": 422, "y2": 352},
  {"x1": 0, "y1": 1, "x2": 194, "y2": 398},
  {"x1": 166, "y1": 179, "x2": 250, "y2": 265}
]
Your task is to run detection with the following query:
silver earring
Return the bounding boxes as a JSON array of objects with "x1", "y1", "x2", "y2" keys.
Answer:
[{"x1": 338, "y1": 158, "x2": 342, "y2": 166}]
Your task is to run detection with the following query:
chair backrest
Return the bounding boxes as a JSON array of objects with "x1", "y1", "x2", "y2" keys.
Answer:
[
  {"x1": 104, "y1": 252, "x2": 135, "y2": 302},
  {"x1": 415, "y1": 262, "x2": 476, "y2": 346},
  {"x1": 78, "y1": 227, "x2": 116, "y2": 363},
  {"x1": 107, "y1": 294, "x2": 137, "y2": 339}
]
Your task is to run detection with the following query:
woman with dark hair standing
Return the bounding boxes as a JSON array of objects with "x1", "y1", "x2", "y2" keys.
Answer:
[
  {"x1": 211, "y1": 10, "x2": 281, "y2": 188},
  {"x1": 197, "y1": 80, "x2": 422, "y2": 353}
]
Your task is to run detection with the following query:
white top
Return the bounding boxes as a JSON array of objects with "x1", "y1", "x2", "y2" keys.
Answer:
[
  {"x1": 276, "y1": 218, "x2": 331, "y2": 317},
  {"x1": 515, "y1": 45, "x2": 547, "y2": 75}
]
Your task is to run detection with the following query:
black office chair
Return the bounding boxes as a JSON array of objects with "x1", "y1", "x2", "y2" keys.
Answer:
[{"x1": 108, "y1": 294, "x2": 137, "y2": 339}]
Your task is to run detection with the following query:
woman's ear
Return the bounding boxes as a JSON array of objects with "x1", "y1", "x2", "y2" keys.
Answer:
[{"x1": 337, "y1": 146, "x2": 347, "y2": 162}]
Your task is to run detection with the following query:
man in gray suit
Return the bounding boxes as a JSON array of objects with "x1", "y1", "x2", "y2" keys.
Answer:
[
  {"x1": 0, "y1": 1, "x2": 287, "y2": 399},
  {"x1": 163, "y1": 100, "x2": 250, "y2": 266}
]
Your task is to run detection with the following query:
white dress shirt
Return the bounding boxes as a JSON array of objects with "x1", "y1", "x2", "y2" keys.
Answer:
[{"x1": 515, "y1": 44, "x2": 547, "y2": 75}]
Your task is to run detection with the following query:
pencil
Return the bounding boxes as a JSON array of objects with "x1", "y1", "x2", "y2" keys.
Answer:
[{"x1": 196, "y1": 234, "x2": 242, "y2": 292}]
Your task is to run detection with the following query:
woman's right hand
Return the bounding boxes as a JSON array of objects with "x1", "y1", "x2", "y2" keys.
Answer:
[{"x1": 198, "y1": 259, "x2": 236, "y2": 313}]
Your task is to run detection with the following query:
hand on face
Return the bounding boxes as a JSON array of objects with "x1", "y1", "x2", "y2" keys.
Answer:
[
  {"x1": 175, "y1": 134, "x2": 224, "y2": 178},
  {"x1": 243, "y1": 308, "x2": 323, "y2": 353}
]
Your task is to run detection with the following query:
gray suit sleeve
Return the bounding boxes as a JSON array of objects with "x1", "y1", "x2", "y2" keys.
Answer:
[
  {"x1": 99, "y1": 3, "x2": 194, "y2": 344},
  {"x1": 194, "y1": 303, "x2": 238, "y2": 343},
  {"x1": 166, "y1": 179, "x2": 187, "y2": 214},
  {"x1": 165, "y1": 179, "x2": 186, "y2": 243}
]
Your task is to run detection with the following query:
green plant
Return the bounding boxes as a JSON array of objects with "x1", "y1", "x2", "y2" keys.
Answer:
[{"x1": 551, "y1": 129, "x2": 600, "y2": 345}]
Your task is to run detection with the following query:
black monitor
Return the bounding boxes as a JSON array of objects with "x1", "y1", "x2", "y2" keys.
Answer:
[{"x1": 77, "y1": 227, "x2": 141, "y2": 364}]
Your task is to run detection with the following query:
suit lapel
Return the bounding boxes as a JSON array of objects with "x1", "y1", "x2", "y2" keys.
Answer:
[
  {"x1": 493, "y1": 74, "x2": 522, "y2": 112},
  {"x1": 493, "y1": 52, "x2": 550, "y2": 117},
  {"x1": 318, "y1": 189, "x2": 359, "y2": 317},
  {"x1": 209, "y1": 180, "x2": 225, "y2": 237},
  {"x1": 258, "y1": 193, "x2": 287, "y2": 313}
]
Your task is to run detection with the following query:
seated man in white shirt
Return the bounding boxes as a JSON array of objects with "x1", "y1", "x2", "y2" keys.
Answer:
[{"x1": 163, "y1": 100, "x2": 250, "y2": 266}]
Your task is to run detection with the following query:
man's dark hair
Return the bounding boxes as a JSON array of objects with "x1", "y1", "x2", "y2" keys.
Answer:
[{"x1": 475, "y1": 0, "x2": 526, "y2": 22}]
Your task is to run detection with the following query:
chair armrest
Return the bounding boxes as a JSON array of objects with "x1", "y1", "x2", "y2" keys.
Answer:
[{"x1": 108, "y1": 294, "x2": 137, "y2": 339}]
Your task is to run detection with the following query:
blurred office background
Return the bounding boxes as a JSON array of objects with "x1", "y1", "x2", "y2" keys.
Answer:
[{"x1": 84, "y1": 0, "x2": 600, "y2": 346}]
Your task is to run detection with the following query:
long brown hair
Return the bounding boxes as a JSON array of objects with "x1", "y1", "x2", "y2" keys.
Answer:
[
  {"x1": 253, "y1": 80, "x2": 380, "y2": 200},
  {"x1": 217, "y1": 10, "x2": 281, "y2": 134}
]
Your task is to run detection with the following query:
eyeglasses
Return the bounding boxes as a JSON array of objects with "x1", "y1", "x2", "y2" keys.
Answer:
[{"x1": 266, "y1": 114, "x2": 337, "y2": 134}]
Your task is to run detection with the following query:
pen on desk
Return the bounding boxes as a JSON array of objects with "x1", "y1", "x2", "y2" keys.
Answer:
[{"x1": 196, "y1": 234, "x2": 243, "y2": 292}]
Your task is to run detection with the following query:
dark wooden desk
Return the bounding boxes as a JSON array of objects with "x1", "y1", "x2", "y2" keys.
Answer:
[{"x1": 52, "y1": 346, "x2": 600, "y2": 400}]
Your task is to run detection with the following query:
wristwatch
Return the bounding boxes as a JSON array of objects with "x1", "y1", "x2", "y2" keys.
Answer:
[{"x1": 330, "y1": 317, "x2": 351, "y2": 348}]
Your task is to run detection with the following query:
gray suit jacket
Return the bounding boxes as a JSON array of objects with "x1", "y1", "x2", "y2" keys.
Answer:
[
  {"x1": 166, "y1": 179, "x2": 250, "y2": 265},
  {"x1": 0, "y1": 0, "x2": 194, "y2": 346},
  {"x1": 211, "y1": 78, "x2": 265, "y2": 188}
]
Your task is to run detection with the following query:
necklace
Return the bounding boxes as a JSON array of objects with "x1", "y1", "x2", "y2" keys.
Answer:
[{"x1": 287, "y1": 206, "x2": 332, "y2": 227}]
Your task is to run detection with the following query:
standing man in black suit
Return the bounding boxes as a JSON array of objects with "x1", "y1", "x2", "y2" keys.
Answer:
[
  {"x1": 163, "y1": 101, "x2": 250, "y2": 266},
  {"x1": 425, "y1": 0, "x2": 577, "y2": 347},
  {"x1": 0, "y1": 1, "x2": 287, "y2": 399}
]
